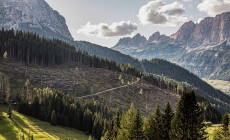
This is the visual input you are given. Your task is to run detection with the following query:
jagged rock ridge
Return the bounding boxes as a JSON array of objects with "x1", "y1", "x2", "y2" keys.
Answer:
[{"x1": 0, "y1": 0, "x2": 73, "y2": 40}]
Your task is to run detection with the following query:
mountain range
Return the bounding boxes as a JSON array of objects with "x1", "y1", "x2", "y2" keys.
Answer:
[
  {"x1": 0, "y1": 0, "x2": 73, "y2": 41},
  {"x1": 113, "y1": 12, "x2": 230, "y2": 81}
]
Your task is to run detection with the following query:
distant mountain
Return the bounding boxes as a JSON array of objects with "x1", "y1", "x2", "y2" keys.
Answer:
[
  {"x1": 0, "y1": 0, "x2": 73, "y2": 40},
  {"x1": 172, "y1": 12, "x2": 230, "y2": 48},
  {"x1": 113, "y1": 33, "x2": 147, "y2": 54},
  {"x1": 179, "y1": 41, "x2": 230, "y2": 81},
  {"x1": 112, "y1": 12, "x2": 230, "y2": 81}
]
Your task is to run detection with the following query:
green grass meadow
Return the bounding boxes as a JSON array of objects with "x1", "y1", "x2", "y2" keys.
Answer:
[{"x1": 0, "y1": 105, "x2": 89, "y2": 140}]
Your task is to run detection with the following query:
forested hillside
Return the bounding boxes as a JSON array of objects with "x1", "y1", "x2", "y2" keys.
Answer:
[
  {"x1": 0, "y1": 29, "x2": 227, "y2": 139},
  {"x1": 0, "y1": 29, "x2": 229, "y2": 114},
  {"x1": 74, "y1": 41, "x2": 230, "y2": 114}
]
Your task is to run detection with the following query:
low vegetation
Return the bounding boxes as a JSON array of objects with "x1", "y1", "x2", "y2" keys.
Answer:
[{"x1": 0, "y1": 105, "x2": 89, "y2": 140}]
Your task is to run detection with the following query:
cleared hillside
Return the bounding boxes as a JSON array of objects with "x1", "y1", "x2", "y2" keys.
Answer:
[
  {"x1": 0, "y1": 62, "x2": 179, "y2": 114},
  {"x1": 75, "y1": 41, "x2": 230, "y2": 113}
]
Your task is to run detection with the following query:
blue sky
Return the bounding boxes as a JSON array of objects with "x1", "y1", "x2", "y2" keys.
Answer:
[{"x1": 45, "y1": 0, "x2": 230, "y2": 47}]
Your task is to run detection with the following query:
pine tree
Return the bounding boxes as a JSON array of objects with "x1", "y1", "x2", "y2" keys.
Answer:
[
  {"x1": 129, "y1": 109, "x2": 144, "y2": 140},
  {"x1": 117, "y1": 103, "x2": 137, "y2": 139},
  {"x1": 8, "y1": 104, "x2": 12, "y2": 119},
  {"x1": 170, "y1": 90, "x2": 206, "y2": 140},
  {"x1": 88, "y1": 135, "x2": 93, "y2": 140},
  {"x1": 50, "y1": 110, "x2": 57, "y2": 125},
  {"x1": 102, "y1": 121, "x2": 114, "y2": 140},
  {"x1": 113, "y1": 109, "x2": 121, "y2": 138},
  {"x1": 162, "y1": 102, "x2": 174, "y2": 140},
  {"x1": 144, "y1": 105, "x2": 164, "y2": 140},
  {"x1": 214, "y1": 114, "x2": 230, "y2": 139},
  {"x1": 222, "y1": 114, "x2": 229, "y2": 132}
]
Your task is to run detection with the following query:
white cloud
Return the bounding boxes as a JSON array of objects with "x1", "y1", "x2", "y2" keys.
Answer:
[
  {"x1": 197, "y1": 0, "x2": 230, "y2": 16},
  {"x1": 77, "y1": 21, "x2": 137, "y2": 37},
  {"x1": 137, "y1": 0, "x2": 188, "y2": 26}
]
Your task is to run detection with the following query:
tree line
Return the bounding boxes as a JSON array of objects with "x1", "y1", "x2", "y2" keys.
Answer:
[
  {"x1": 16, "y1": 87, "x2": 112, "y2": 139},
  {"x1": 102, "y1": 90, "x2": 207, "y2": 140},
  {"x1": 0, "y1": 29, "x2": 222, "y2": 123},
  {"x1": 16, "y1": 86, "x2": 217, "y2": 140}
]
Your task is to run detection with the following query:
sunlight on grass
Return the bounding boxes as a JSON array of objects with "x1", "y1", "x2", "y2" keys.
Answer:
[
  {"x1": 0, "y1": 105, "x2": 89, "y2": 140},
  {"x1": 206, "y1": 125, "x2": 220, "y2": 140}
]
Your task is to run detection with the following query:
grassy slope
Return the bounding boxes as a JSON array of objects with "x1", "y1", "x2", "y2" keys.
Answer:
[{"x1": 0, "y1": 105, "x2": 89, "y2": 140}]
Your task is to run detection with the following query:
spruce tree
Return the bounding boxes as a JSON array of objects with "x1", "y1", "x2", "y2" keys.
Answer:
[
  {"x1": 162, "y1": 102, "x2": 174, "y2": 140},
  {"x1": 102, "y1": 121, "x2": 114, "y2": 140},
  {"x1": 129, "y1": 109, "x2": 144, "y2": 140},
  {"x1": 50, "y1": 110, "x2": 57, "y2": 125},
  {"x1": 170, "y1": 90, "x2": 206, "y2": 140},
  {"x1": 222, "y1": 114, "x2": 229, "y2": 132},
  {"x1": 8, "y1": 104, "x2": 12, "y2": 119},
  {"x1": 144, "y1": 105, "x2": 164, "y2": 140},
  {"x1": 117, "y1": 103, "x2": 137, "y2": 139}
]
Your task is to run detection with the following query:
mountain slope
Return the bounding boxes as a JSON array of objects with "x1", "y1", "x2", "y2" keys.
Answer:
[
  {"x1": 113, "y1": 12, "x2": 230, "y2": 81},
  {"x1": 74, "y1": 41, "x2": 230, "y2": 113},
  {"x1": 0, "y1": 0, "x2": 73, "y2": 40}
]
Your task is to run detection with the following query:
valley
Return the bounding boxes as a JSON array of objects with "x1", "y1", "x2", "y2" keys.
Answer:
[
  {"x1": 0, "y1": 0, "x2": 229, "y2": 139},
  {"x1": 203, "y1": 79, "x2": 230, "y2": 95}
]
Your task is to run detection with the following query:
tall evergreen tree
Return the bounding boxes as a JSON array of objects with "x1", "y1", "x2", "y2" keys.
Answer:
[
  {"x1": 117, "y1": 103, "x2": 137, "y2": 140},
  {"x1": 144, "y1": 105, "x2": 164, "y2": 140},
  {"x1": 50, "y1": 110, "x2": 57, "y2": 125},
  {"x1": 162, "y1": 102, "x2": 174, "y2": 140},
  {"x1": 170, "y1": 90, "x2": 206, "y2": 140},
  {"x1": 129, "y1": 109, "x2": 144, "y2": 140},
  {"x1": 222, "y1": 114, "x2": 229, "y2": 132},
  {"x1": 8, "y1": 104, "x2": 12, "y2": 119}
]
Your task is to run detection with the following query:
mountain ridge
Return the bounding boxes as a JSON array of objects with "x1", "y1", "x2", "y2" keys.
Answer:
[
  {"x1": 0, "y1": 0, "x2": 73, "y2": 40},
  {"x1": 112, "y1": 12, "x2": 230, "y2": 81}
]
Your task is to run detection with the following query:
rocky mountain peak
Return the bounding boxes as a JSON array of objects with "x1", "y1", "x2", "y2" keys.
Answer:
[
  {"x1": 0, "y1": 0, "x2": 73, "y2": 41},
  {"x1": 172, "y1": 20, "x2": 196, "y2": 44},
  {"x1": 114, "y1": 33, "x2": 147, "y2": 49},
  {"x1": 148, "y1": 31, "x2": 171, "y2": 44},
  {"x1": 172, "y1": 12, "x2": 230, "y2": 48}
]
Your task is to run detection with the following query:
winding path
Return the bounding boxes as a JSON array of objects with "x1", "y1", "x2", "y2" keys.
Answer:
[{"x1": 76, "y1": 78, "x2": 140, "y2": 99}]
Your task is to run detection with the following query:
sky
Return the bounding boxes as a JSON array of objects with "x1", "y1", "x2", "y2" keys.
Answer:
[{"x1": 45, "y1": 0, "x2": 230, "y2": 47}]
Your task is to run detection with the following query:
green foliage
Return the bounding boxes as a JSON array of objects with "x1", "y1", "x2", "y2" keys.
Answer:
[
  {"x1": 50, "y1": 110, "x2": 57, "y2": 125},
  {"x1": 144, "y1": 105, "x2": 164, "y2": 140},
  {"x1": 129, "y1": 109, "x2": 144, "y2": 140},
  {"x1": 8, "y1": 104, "x2": 12, "y2": 119},
  {"x1": 117, "y1": 103, "x2": 137, "y2": 139},
  {"x1": 222, "y1": 114, "x2": 229, "y2": 132},
  {"x1": 3, "y1": 51, "x2": 7, "y2": 60},
  {"x1": 88, "y1": 135, "x2": 93, "y2": 140},
  {"x1": 17, "y1": 87, "x2": 111, "y2": 139},
  {"x1": 162, "y1": 102, "x2": 174, "y2": 140},
  {"x1": 170, "y1": 90, "x2": 206, "y2": 140}
]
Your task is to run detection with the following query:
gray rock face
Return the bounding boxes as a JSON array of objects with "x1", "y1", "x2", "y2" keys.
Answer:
[
  {"x1": 0, "y1": 0, "x2": 73, "y2": 40},
  {"x1": 148, "y1": 31, "x2": 172, "y2": 45},
  {"x1": 172, "y1": 20, "x2": 196, "y2": 45},
  {"x1": 173, "y1": 12, "x2": 230, "y2": 48},
  {"x1": 113, "y1": 33, "x2": 147, "y2": 54},
  {"x1": 113, "y1": 12, "x2": 230, "y2": 81}
]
